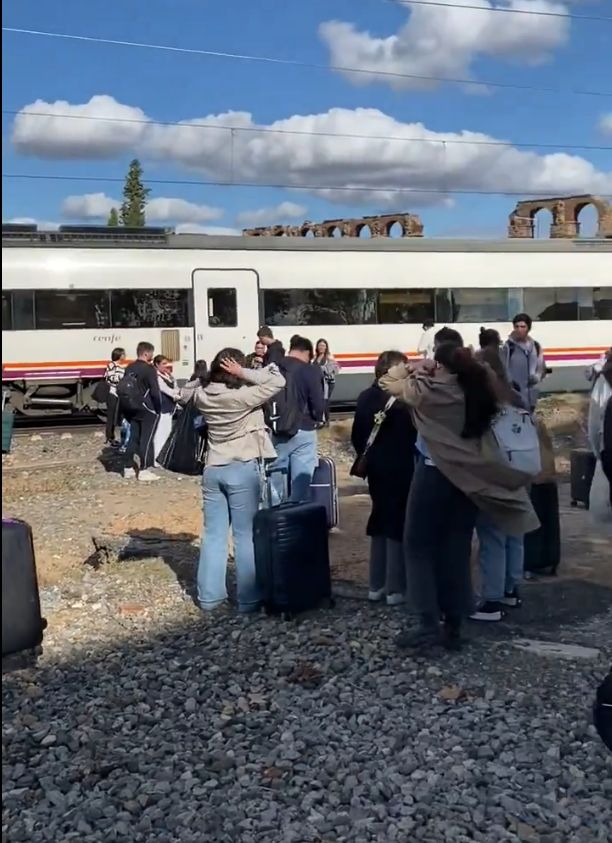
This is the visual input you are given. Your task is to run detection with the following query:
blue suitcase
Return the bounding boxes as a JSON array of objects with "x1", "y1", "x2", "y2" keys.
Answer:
[
  {"x1": 310, "y1": 457, "x2": 339, "y2": 529},
  {"x1": 254, "y1": 470, "x2": 333, "y2": 617}
]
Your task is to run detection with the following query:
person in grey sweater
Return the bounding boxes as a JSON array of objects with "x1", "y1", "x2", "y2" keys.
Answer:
[{"x1": 500, "y1": 313, "x2": 547, "y2": 412}]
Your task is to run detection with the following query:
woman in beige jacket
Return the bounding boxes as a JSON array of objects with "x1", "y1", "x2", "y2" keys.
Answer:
[
  {"x1": 380, "y1": 339, "x2": 538, "y2": 652},
  {"x1": 192, "y1": 349, "x2": 285, "y2": 613}
]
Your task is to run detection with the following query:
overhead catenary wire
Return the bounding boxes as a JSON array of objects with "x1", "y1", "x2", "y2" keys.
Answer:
[
  {"x1": 3, "y1": 27, "x2": 612, "y2": 98},
  {"x1": 387, "y1": 0, "x2": 612, "y2": 22},
  {"x1": 5, "y1": 109, "x2": 612, "y2": 153},
  {"x1": 3, "y1": 173, "x2": 611, "y2": 199}
]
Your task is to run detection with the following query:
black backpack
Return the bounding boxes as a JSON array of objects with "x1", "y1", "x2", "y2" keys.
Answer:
[
  {"x1": 266, "y1": 363, "x2": 303, "y2": 438},
  {"x1": 117, "y1": 370, "x2": 148, "y2": 415}
]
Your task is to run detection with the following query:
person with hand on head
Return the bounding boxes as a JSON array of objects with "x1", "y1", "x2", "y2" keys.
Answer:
[
  {"x1": 193, "y1": 349, "x2": 285, "y2": 614},
  {"x1": 379, "y1": 337, "x2": 538, "y2": 653}
]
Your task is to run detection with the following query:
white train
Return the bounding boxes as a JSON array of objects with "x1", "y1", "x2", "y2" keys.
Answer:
[{"x1": 2, "y1": 225, "x2": 611, "y2": 415}]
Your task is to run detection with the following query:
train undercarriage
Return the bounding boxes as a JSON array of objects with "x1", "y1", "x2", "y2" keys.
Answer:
[{"x1": 2, "y1": 379, "x2": 103, "y2": 417}]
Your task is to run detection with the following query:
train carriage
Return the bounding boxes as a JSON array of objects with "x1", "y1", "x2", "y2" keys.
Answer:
[{"x1": 2, "y1": 225, "x2": 611, "y2": 415}]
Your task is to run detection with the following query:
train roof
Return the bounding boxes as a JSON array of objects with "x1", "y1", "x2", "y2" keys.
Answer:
[{"x1": 2, "y1": 225, "x2": 611, "y2": 253}]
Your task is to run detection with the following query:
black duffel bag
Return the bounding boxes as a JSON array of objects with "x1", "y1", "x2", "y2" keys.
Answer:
[{"x1": 158, "y1": 400, "x2": 207, "y2": 476}]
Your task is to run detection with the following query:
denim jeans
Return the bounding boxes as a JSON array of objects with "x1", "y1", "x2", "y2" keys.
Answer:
[
  {"x1": 271, "y1": 429, "x2": 318, "y2": 503},
  {"x1": 198, "y1": 459, "x2": 261, "y2": 612},
  {"x1": 476, "y1": 512, "x2": 524, "y2": 601}
]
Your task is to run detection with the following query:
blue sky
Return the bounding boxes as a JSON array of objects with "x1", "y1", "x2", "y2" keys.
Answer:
[{"x1": 2, "y1": 0, "x2": 611, "y2": 236}]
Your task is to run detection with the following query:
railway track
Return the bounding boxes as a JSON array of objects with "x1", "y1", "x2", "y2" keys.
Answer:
[{"x1": 12, "y1": 404, "x2": 357, "y2": 436}]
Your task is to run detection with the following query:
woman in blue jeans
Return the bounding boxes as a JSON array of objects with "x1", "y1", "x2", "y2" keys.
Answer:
[{"x1": 193, "y1": 349, "x2": 285, "y2": 613}]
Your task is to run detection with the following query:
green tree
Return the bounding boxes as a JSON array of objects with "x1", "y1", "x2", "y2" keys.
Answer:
[
  {"x1": 107, "y1": 207, "x2": 119, "y2": 226},
  {"x1": 120, "y1": 159, "x2": 150, "y2": 227}
]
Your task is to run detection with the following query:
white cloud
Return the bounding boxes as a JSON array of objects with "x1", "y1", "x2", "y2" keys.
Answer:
[
  {"x1": 236, "y1": 201, "x2": 307, "y2": 227},
  {"x1": 62, "y1": 192, "x2": 117, "y2": 219},
  {"x1": 599, "y1": 113, "x2": 612, "y2": 137},
  {"x1": 319, "y1": 0, "x2": 570, "y2": 91},
  {"x1": 61, "y1": 192, "x2": 223, "y2": 224},
  {"x1": 146, "y1": 197, "x2": 223, "y2": 223},
  {"x1": 13, "y1": 95, "x2": 149, "y2": 158},
  {"x1": 12, "y1": 96, "x2": 612, "y2": 206},
  {"x1": 175, "y1": 223, "x2": 241, "y2": 235}
]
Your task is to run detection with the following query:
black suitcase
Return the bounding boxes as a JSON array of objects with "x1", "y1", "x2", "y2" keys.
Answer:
[
  {"x1": 524, "y1": 482, "x2": 561, "y2": 575},
  {"x1": 570, "y1": 448, "x2": 596, "y2": 508},
  {"x1": 2, "y1": 518, "x2": 46, "y2": 657},
  {"x1": 593, "y1": 670, "x2": 612, "y2": 753},
  {"x1": 253, "y1": 499, "x2": 332, "y2": 617},
  {"x1": 310, "y1": 457, "x2": 339, "y2": 530}
]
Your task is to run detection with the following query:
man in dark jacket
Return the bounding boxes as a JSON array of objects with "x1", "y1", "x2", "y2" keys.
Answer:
[
  {"x1": 120, "y1": 341, "x2": 161, "y2": 481},
  {"x1": 270, "y1": 335, "x2": 325, "y2": 503},
  {"x1": 257, "y1": 325, "x2": 285, "y2": 367}
]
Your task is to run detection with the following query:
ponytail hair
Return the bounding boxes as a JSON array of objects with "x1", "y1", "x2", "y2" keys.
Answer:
[
  {"x1": 434, "y1": 342, "x2": 498, "y2": 438},
  {"x1": 478, "y1": 327, "x2": 501, "y2": 349}
]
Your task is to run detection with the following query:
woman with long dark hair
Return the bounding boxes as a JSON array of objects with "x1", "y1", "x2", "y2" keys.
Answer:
[
  {"x1": 314, "y1": 338, "x2": 340, "y2": 424},
  {"x1": 351, "y1": 351, "x2": 417, "y2": 606},
  {"x1": 193, "y1": 349, "x2": 285, "y2": 613},
  {"x1": 380, "y1": 339, "x2": 538, "y2": 652}
]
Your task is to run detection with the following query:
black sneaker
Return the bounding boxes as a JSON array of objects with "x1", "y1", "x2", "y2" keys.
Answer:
[
  {"x1": 500, "y1": 589, "x2": 522, "y2": 608},
  {"x1": 469, "y1": 602, "x2": 503, "y2": 622},
  {"x1": 395, "y1": 625, "x2": 440, "y2": 651}
]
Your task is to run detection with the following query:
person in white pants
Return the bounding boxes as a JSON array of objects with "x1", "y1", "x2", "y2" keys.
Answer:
[{"x1": 153, "y1": 355, "x2": 180, "y2": 464}]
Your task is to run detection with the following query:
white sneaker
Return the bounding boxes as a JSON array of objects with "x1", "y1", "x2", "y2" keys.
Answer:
[
  {"x1": 123, "y1": 468, "x2": 136, "y2": 479},
  {"x1": 386, "y1": 593, "x2": 405, "y2": 606},
  {"x1": 368, "y1": 588, "x2": 385, "y2": 602},
  {"x1": 137, "y1": 469, "x2": 160, "y2": 482}
]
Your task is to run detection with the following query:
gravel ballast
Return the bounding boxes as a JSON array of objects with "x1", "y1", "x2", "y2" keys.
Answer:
[{"x1": 3, "y1": 602, "x2": 611, "y2": 843}]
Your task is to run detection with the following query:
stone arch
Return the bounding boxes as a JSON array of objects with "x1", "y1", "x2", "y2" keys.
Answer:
[
  {"x1": 531, "y1": 206, "x2": 554, "y2": 239},
  {"x1": 575, "y1": 201, "x2": 599, "y2": 238},
  {"x1": 508, "y1": 195, "x2": 612, "y2": 239},
  {"x1": 386, "y1": 219, "x2": 404, "y2": 238},
  {"x1": 357, "y1": 224, "x2": 371, "y2": 238}
]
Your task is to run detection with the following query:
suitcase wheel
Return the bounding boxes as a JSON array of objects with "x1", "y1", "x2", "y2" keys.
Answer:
[
  {"x1": 571, "y1": 499, "x2": 578, "y2": 507},
  {"x1": 281, "y1": 611, "x2": 295, "y2": 622}
]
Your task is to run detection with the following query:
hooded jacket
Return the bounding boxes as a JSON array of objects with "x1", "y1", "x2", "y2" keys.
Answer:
[
  {"x1": 193, "y1": 364, "x2": 285, "y2": 466},
  {"x1": 501, "y1": 331, "x2": 546, "y2": 411}
]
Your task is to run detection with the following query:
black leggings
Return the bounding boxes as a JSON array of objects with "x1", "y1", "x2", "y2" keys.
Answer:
[{"x1": 105, "y1": 393, "x2": 121, "y2": 442}]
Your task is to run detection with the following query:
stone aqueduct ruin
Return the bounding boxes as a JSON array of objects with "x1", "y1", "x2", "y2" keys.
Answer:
[{"x1": 242, "y1": 195, "x2": 611, "y2": 239}]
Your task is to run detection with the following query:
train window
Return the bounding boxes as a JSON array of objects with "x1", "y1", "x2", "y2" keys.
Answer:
[
  {"x1": 592, "y1": 287, "x2": 612, "y2": 320},
  {"x1": 207, "y1": 288, "x2": 237, "y2": 327},
  {"x1": 523, "y1": 288, "x2": 579, "y2": 321},
  {"x1": 35, "y1": 290, "x2": 110, "y2": 330},
  {"x1": 449, "y1": 288, "x2": 509, "y2": 323},
  {"x1": 377, "y1": 289, "x2": 435, "y2": 324},
  {"x1": 434, "y1": 289, "x2": 453, "y2": 323},
  {"x1": 111, "y1": 290, "x2": 190, "y2": 328},
  {"x1": 263, "y1": 289, "x2": 377, "y2": 325},
  {"x1": 13, "y1": 291, "x2": 35, "y2": 330},
  {"x1": 2, "y1": 293, "x2": 10, "y2": 330}
]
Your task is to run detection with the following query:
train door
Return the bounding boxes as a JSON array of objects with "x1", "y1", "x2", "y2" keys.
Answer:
[{"x1": 192, "y1": 269, "x2": 261, "y2": 368}]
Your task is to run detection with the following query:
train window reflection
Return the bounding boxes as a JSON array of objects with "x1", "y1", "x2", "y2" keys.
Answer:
[
  {"x1": 264, "y1": 289, "x2": 378, "y2": 326},
  {"x1": 2, "y1": 292, "x2": 11, "y2": 330},
  {"x1": 524, "y1": 288, "x2": 579, "y2": 321},
  {"x1": 35, "y1": 290, "x2": 109, "y2": 330},
  {"x1": 111, "y1": 290, "x2": 190, "y2": 328},
  {"x1": 449, "y1": 288, "x2": 510, "y2": 323},
  {"x1": 13, "y1": 291, "x2": 35, "y2": 330},
  {"x1": 377, "y1": 289, "x2": 434, "y2": 324},
  {"x1": 208, "y1": 288, "x2": 237, "y2": 327},
  {"x1": 593, "y1": 287, "x2": 612, "y2": 320}
]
